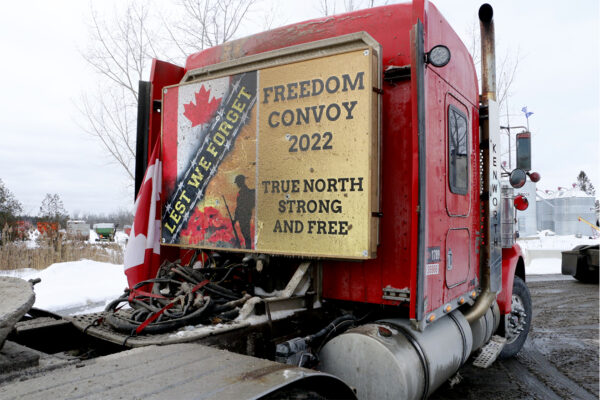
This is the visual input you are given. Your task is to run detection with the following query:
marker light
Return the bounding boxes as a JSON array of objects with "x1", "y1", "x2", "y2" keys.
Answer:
[
  {"x1": 514, "y1": 194, "x2": 529, "y2": 211},
  {"x1": 528, "y1": 171, "x2": 541, "y2": 182},
  {"x1": 426, "y1": 45, "x2": 451, "y2": 67}
]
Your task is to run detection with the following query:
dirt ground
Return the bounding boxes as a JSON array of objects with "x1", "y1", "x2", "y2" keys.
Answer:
[{"x1": 430, "y1": 275, "x2": 599, "y2": 400}]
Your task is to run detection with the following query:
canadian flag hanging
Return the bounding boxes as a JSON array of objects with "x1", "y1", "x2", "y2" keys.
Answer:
[{"x1": 124, "y1": 138, "x2": 162, "y2": 288}]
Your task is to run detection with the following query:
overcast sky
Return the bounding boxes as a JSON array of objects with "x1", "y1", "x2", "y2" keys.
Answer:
[{"x1": 0, "y1": 0, "x2": 597, "y2": 217}]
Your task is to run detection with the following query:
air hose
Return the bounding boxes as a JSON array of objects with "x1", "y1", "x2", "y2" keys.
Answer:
[{"x1": 105, "y1": 260, "x2": 248, "y2": 335}]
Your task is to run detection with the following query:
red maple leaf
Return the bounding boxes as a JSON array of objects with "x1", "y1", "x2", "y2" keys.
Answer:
[{"x1": 183, "y1": 85, "x2": 222, "y2": 127}]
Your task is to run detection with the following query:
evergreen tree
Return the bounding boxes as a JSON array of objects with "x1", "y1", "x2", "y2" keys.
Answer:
[
  {"x1": 0, "y1": 178, "x2": 23, "y2": 228},
  {"x1": 576, "y1": 171, "x2": 595, "y2": 195}
]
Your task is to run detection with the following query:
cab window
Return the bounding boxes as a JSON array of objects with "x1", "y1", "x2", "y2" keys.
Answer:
[{"x1": 448, "y1": 105, "x2": 468, "y2": 195}]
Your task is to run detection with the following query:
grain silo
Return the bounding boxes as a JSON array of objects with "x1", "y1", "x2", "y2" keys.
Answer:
[
  {"x1": 536, "y1": 190, "x2": 555, "y2": 232},
  {"x1": 514, "y1": 181, "x2": 537, "y2": 237},
  {"x1": 551, "y1": 187, "x2": 596, "y2": 235}
]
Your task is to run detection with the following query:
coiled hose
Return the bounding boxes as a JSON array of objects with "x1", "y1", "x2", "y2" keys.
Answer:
[{"x1": 105, "y1": 260, "x2": 248, "y2": 335}]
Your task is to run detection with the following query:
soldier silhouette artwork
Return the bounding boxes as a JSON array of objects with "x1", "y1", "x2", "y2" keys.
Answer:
[{"x1": 234, "y1": 175, "x2": 255, "y2": 249}]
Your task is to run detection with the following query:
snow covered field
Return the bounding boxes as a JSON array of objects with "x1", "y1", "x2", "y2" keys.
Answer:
[{"x1": 0, "y1": 232, "x2": 596, "y2": 316}]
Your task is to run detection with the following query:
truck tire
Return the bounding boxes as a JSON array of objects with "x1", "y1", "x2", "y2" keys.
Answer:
[
  {"x1": 499, "y1": 276, "x2": 532, "y2": 359},
  {"x1": 574, "y1": 265, "x2": 599, "y2": 284},
  {"x1": 572, "y1": 245, "x2": 599, "y2": 284}
]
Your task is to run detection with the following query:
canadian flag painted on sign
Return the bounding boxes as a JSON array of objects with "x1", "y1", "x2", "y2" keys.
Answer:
[{"x1": 124, "y1": 138, "x2": 162, "y2": 288}]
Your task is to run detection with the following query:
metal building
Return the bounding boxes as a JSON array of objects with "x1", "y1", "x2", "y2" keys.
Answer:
[
  {"x1": 536, "y1": 187, "x2": 596, "y2": 236},
  {"x1": 536, "y1": 192, "x2": 555, "y2": 232},
  {"x1": 514, "y1": 181, "x2": 537, "y2": 237}
]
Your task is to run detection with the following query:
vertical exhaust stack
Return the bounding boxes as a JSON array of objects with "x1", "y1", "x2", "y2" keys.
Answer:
[
  {"x1": 464, "y1": 3, "x2": 500, "y2": 324},
  {"x1": 479, "y1": 4, "x2": 496, "y2": 102}
]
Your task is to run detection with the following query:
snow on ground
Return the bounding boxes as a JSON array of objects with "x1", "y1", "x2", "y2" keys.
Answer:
[
  {"x1": 115, "y1": 230, "x2": 129, "y2": 244},
  {"x1": 525, "y1": 257, "x2": 563, "y2": 275},
  {"x1": 518, "y1": 230, "x2": 597, "y2": 250},
  {"x1": 88, "y1": 229, "x2": 99, "y2": 243},
  {"x1": 518, "y1": 231, "x2": 598, "y2": 275},
  {"x1": 0, "y1": 260, "x2": 127, "y2": 315},
  {"x1": 0, "y1": 232, "x2": 595, "y2": 316},
  {"x1": 25, "y1": 229, "x2": 40, "y2": 249}
]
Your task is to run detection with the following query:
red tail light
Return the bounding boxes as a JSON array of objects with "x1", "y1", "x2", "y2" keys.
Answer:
[{"x1": 514, "y1": 195, "x2": 529, "y2": 211}]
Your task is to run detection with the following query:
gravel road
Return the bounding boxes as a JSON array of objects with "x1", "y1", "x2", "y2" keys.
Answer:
[{"x1": 430, "y1": 274, "x2": 599, "y2": 400}]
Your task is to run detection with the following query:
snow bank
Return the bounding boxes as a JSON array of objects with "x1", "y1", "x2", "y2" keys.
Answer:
[
  {"x1": 518, "y1": 232, "x2": 597, "y2": 251},
  {"x1": 527, "y1": 257, "x2": 562, "y2": 275},
  {"x1": 0, "y1": 260, "x2": 127, "y2": 314},
  {"x1": 89, "y1": 229, "x2": 99, "y2": 243},
  {"x1": 540, "y1": 187, "x2": 595, "y2": 200},
  {"x1": 518, "y1": 232, "x2": 597, "y2": 275},
  {"x1": 115, "y1": 230, "x2": 129, "y2": 244}
]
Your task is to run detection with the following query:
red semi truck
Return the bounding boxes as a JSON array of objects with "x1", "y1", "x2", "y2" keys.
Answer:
[{"x1": 2, "y1": 2, "x2": 539, "y2": 399}]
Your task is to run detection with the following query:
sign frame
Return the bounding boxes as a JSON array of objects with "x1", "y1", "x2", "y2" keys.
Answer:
[{"x1": 160, "y1": 32, "x2": 382, "y2": 260}]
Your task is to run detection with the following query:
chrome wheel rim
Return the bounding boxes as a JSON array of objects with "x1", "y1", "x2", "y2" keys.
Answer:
[{"x1": 506, "y1": 294, "x2": 527, "y2": 344}]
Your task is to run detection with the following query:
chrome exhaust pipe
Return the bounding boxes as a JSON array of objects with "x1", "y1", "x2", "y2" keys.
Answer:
[
  {"x1": 479, "y1": 3, "x2": 496, "y2": 102},
  {"x1": 464, "y1": 3, "x2": 499, "y2": 324}
]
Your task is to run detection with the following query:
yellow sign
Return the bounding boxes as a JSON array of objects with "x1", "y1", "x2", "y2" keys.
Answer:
[
  {"x1": 257, "y1": 50, "x2": 377, "y2": 258},
  {"x1": 162, "y1": 48, "x2": 379, "y2": 259}
]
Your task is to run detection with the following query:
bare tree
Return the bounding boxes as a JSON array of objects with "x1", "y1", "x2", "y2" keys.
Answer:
[
  {"x1": 466, "y1": 20, "x2": 520, "y2": 114},
  {"x1": 79, "y1": 87, "x2": 137, "y2": 181},
  {"x1": 164, "y1": 0, "x2": 257, "y2": 58},
  {"x1": 79, "y1": 0, "x2": 259, "y2": 185},
  {"x1": 318, "y1": 0, "x2": 336, "y2": 16},
  {"x1": 39, "y1": 194, "x2": 69, "y2": 227},
  {"x1": 318, "y1": 0, "x2": 388, "y2": 16},
  {"x1": 84, "y1": 3, "x2": 160, "y2": 102},
  {"x1": 79, "y1": 2, "x2": 160, "y2": 181}
]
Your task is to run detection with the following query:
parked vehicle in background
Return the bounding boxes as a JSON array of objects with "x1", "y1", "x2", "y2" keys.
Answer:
[
  {"x1": 93, "y1": 223, "x2": 116, "y2": 242},
  {"x1": 36, "y1": 222, "x2": 59, "y2": 236},
  {"x1": 562, "y1": 244, "x2": 599, "y2": 283},
  {"x1": 66, "y1": 220, "x2": 90, "y2": 240}
]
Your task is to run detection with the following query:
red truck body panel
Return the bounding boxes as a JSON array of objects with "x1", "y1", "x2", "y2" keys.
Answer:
[
  {"x1": 150, "y1": 2, "x2": 488, "y2": 324},
  {"x1": 498, "y1": 244, "x2": 525, "y2": 314}
]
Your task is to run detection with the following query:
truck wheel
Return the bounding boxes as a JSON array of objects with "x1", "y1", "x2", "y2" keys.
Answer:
[
  {"x1": 499, "y1": 276, "x2": 532, "y2": 359},
  {"x1": 566, "y1": 245, "x2": 597, "y2": 283},
  {"x1": 572, "y1": 246, "x2": 599, "y2": 284},
  {"x1": 574, "y1": 265, "x2": 599, "y2": 284}
]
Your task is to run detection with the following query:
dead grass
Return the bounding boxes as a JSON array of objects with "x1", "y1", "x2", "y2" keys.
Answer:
[{"x1": 0, "y1": 236, "x2": 124, "y2": 271}]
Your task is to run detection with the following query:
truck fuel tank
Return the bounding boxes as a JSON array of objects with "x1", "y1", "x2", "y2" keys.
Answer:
[{"x1": 319, "y1": 311, "x2": 472, "y2": 400}]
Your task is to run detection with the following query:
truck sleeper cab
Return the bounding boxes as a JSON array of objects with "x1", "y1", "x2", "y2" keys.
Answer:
[{"x1": 130, "y1": 2, "x2": 530, "y2": 399}]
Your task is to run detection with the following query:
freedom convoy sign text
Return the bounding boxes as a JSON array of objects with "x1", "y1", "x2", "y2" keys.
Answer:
[{"x1": 161, "y1": 49, "x2": 379, "y2": 259}]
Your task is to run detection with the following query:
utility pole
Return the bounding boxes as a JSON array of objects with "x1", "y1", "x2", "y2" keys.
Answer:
[{"x1": 506, "y1": 98, "x2": 511, "y2": 169}]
